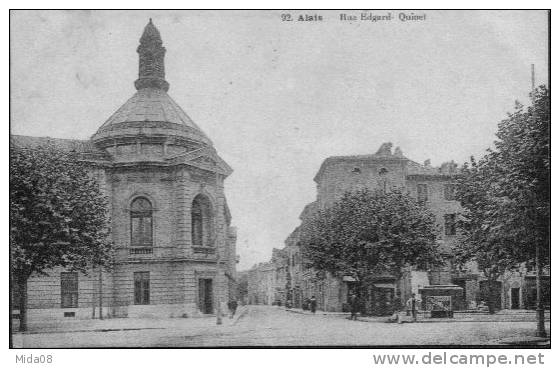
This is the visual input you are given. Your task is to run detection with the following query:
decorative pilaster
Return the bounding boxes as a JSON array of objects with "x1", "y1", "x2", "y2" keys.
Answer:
[{"x1": 174, "y1": 168, "x2": 190, "y2": 256}]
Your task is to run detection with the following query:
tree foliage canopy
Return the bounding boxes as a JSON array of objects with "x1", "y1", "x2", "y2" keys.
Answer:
[
  {"x1": 455, "y1": 85, "x2": 550, "y2": 278},
  {"x1": 10, "y1": 145, "x2": 114, "y2": 281},
  {"x1": 298, "y1": 189, "x2": 442, "y2": 283}
]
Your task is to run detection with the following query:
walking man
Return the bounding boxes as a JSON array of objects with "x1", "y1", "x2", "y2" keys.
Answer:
[
  {"x1": 406, "y1": 293, "x2": 418, "y2": 321},
  {"x1": 309, "y1": 295, "x2": 317, "y2": 314},
  {"x1": 227, "y1": 299, "x2": 238, "y2": 319},
  {"x1": 349, "y1": 293, "x2": 359, "y2": 320}
]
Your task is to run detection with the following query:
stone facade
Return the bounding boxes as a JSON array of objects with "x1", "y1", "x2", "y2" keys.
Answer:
[
  {"x1": 11, "y1": 20, "x2": 237, "y2": 321},
  {"x1": 282, "y1": 143, "x2": 459, "y2": 314},
  {"x1": 247, "y1": 248, "x2": 287, "y2": 306},
  {"x1": 247, "y1": 262, "x2": 275, "y2": 305},
  {"x1": 279, "y1": 143, "x2": 549, "y2": 315}
]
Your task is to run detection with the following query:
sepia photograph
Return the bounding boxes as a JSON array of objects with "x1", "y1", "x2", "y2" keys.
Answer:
[{"x1": 9, "y1": 9, "x2": 550, "y2": 349}]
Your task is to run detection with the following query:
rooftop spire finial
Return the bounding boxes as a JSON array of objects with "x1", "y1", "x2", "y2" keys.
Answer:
[{"x1": 134, "y1": 19, "x2": 169, "y2": 91}]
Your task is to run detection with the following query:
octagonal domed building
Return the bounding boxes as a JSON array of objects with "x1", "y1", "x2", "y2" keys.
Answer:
[{"x1": 12, "y1": 20, "x2": 238, "y2": 320}]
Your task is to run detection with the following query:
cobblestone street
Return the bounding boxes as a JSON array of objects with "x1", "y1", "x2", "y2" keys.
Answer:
[{"x1": 12, "y1": 306, "x2": 550, "y2": 348}]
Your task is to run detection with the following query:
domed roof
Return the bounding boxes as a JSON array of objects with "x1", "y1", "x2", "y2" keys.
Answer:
[
  {"x1": 93, "y1": 88, "x2": 212, "y2": 145},
  {"x1": 92, "y1": 19, "x2": 212, "y2": 147}
]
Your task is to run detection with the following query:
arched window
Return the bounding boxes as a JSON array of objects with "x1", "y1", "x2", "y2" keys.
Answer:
[
  {"x1": 130, "y1": 197, "x2": 153, "y2": 247},
  {"x1": 191, "y1": 195, "x2": 213, "y2": 247},
  {"x1": 378, "y1": 168, "x2": 389, "y2": 193}
]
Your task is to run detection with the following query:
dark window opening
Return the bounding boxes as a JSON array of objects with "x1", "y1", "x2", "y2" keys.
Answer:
[
  {"x1": 511, "y1": 288, "x2": 520, "y2": 309},
  {"x1": 130, "y1": 197, "x2": 153, "y2": 247},
  {"x1": 191, "y1": 195, "x2": 214, "y2": 247},
  {"x1": 134, "y1": 272, "x2": 150, "y2": 305},
  {"x1": 444, "y1": 214, "x2": 456, "y2": 236},
  {"x1": 417, "y1": 184, "x2": 428, "y2": 202},
  {"x1": 192, "y1": 201, "x2": 203, "y2": 246},
  {"x1": 198, "y1": 278, "x2": 213, "y2": 314}
]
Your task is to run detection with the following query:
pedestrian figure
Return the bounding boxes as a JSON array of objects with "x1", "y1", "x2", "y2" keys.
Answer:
[
  {"x1": 349, "y1": 293, "x2": 359, "y2": 320},
  {"x1": 227, "y1": 299, "x2": 238, "y2": 319},
  {"x1": 309, "y1": 296, "x2": 317, "y2": 314},
  {"x1": 406, "y1": 293, "x2": 418, "y2": 321}
]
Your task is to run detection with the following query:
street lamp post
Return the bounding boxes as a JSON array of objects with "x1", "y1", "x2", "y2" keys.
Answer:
[
  {"x1": 535, "y1": 243, "x2": 546, "y2": 337},
  {"x1": 530, "y1": 64, "x2": 546, "y2": 338},
  {"x1": 216, "y1": 252, "x2": 223, "y2": 325}
]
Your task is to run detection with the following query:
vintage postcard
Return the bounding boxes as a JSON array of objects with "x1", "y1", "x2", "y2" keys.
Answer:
[{"x1": 9, "y1": 10, "x2": 550, "y2": 351}]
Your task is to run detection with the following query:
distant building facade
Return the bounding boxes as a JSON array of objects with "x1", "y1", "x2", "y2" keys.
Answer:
[
  {"x1": 236, "y1": 270, "x2": 249, "y2": 305},
  {"x1": 11, "y1": 20, "x2": 238, "y2": 321},
  {"x1": 281, "y1": 143, "x2": 549, "y2": 315},
  {"x1": 247, "y1": 248, "x2": 288, "y2": 306},
  {"x1": 248, "y1": 262, "x2": 274, "y2": 305}
]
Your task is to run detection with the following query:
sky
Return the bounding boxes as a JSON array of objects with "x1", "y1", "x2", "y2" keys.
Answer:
[{"x1": 10, "y1": 10, "x2": 549, "y2": 270}]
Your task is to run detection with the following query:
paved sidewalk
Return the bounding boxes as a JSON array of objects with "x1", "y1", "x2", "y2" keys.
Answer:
[
  {"x1": 414, "y1": 310, "x2": 551, "y2": 323},
  {"x1": 287, "y1": 307, "x2": 550, "y2": 324},
  {"x1": 285, "y1": 307, "x2": 347, "y2": 316},
  {"x1": 13, "y1": 307, "x2": 249, "y2": 335},
  {"x1": 496, "y1": 335, "x2": 550, "y2": 346}
]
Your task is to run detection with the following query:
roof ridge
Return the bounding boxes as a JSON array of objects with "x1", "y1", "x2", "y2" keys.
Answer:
[{"x1": 10, "y1": 134, "x2": 103, "y2": 155}]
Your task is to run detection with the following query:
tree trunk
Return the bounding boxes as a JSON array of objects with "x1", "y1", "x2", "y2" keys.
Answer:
[
  {"x1": 482, "y1": 273, "x2": 498, "y2": 315},
  {"x1": 9, "y1": 261, "x2": 14, "y2": 345},
  {"x1": 92, "y1": 266, "x2": 96, "y2": 319},
  {"x1": 355, "y1": 280, "x2": 366, "y2": 315},
  {"x1": 487, "y1": 283, "x2": 496, "y2": 315},
  {"x1": 535, "y1": 243, "x2": 546, "y2": 337},
  {"x1": 17, "y1": 276, "x2": 28, "y2": 332},
  {"x1": 98, "y1": 267, "x2": 103, "y2": 320}
]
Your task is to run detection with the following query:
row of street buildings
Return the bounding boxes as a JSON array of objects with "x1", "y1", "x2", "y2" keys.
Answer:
[{"x1": 247, "y1": 143, "x2": 550, "y2": 315}]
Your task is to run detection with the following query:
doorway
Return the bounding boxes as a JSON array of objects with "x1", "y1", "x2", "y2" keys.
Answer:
[
  {"x1": 511, "y1": 288, "x2": 520, "y2": 309},
  {"x1": 371, "y1": 287, "x2": 395, "y2": 316},
  {"x1": 479, "y1": 280, "x2": 502, "y2": 311},
  {"x1": 198, "y1": 278, "x2": 213, "y2": 314},
  {"x1": 453, "y1": 279, "x2": 468, "y2": 309}
]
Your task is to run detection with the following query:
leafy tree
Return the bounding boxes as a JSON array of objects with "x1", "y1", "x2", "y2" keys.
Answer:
[
  {"x1": 455, "y1": 86, "x2": 550, "y2": 315},
  {"x1": 454, "y1": 157, "x2": 520, "y2": 314},
  {"x1": 10, "y1": 144, "x2": 113, "y2": 331},
  {"x1": 298, "y1": 189, "x2": 442, "y2": 310}
]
